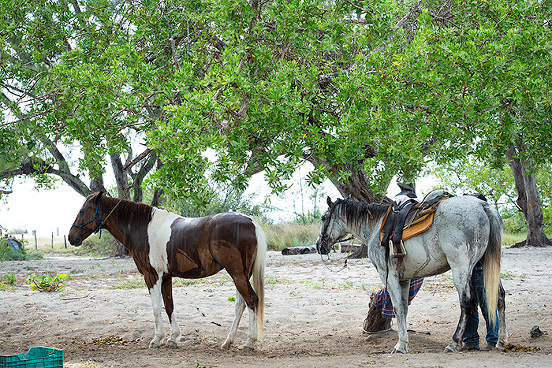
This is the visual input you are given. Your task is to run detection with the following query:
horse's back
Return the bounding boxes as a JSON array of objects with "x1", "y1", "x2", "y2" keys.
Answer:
[
  {"x1": 401, "y1": 195, "x2": 491, "y2": 278},
  {"x1": 161, "y1": 211, "x2": 258, "y2": 278}
]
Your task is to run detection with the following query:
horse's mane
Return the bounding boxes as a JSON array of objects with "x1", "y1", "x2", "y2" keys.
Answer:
[
  {"x1": 102, "y1": 195, "x2": 153, "y2": 225},
  {"x1": 335, "y1": 197, "x2": 390, "y2": 231}
]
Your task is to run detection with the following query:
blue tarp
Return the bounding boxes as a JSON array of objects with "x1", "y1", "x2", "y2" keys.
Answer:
[{"x1": 7, "y1": 238, "x2": 20, "y2": 251}]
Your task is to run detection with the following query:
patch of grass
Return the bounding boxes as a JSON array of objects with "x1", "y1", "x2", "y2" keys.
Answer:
[
  {"x1": 0, "y1": 271, "x2": 17, "y2": 291},
  {"x1": 265, "y1": 275, "x2": 291, "y2": 285},
  {"x1": 109, "y1": 278, "x2": 146, "y2": 290},
  {"x1": 3, "y1": 271, "x2": 16, "y2": 286},
  {"x1": 109, "y1": 273, "x2": 233, "y2": 290},
  {"x1": 263, "y1": 222, "x2": 320, "y2": 251},
  {"x1": 502, "y1": 230, "x2": 527, "y2": 246}
]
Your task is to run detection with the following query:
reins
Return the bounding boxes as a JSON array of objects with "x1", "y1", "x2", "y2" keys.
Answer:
[
  {"x1": 320, "y1": 246, "x2": 349, "y2": 272},
  {"x1": 320, "y1": 232, "x2": 356, "y2": 272}
]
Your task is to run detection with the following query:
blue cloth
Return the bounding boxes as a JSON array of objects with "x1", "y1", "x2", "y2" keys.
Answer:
[
  {"x1": 7, "y1": 239, "x2": 20, "y2": 251},
  {"x1": 463, "y1": 264, "x2": 499, "y2": 348}
]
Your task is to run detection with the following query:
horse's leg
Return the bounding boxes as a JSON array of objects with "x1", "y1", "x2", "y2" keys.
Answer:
[
  {"x1": 222, "y1": 289, "x2": 247, "y2": 349},
  {"x1": 445, "y1": 267, "x2": 475, "y2": 353},
  {"x1": 161, "y1": 274, "x2": 182, "y2": 346},
  {"x1": 228, "y1": 275, "x2": 258, "y2": 349},
  {"x1": 383, "y1": 275, "x2": 411, "y2": 354},
  {"x1": 148, "y1": 272, "x2": 166, "y2": 348},
  {"x1": 496, "y1": 282, "x2": 508, "y2": 348},
  {"x1": 216, "y1": 249, "x2": 259, "y2": 348}
]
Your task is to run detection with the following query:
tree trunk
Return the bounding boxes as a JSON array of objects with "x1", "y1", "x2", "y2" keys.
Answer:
[
  {"x1": 111, "y1": 154, "x2": 131, "y2": 200},
  {"x1": 506, "y1": 142, "x2": 552, "y2": 247},
  {"x1": 307, "y1": 156, "x2": 391, "y2": 204},
  {"x1": 110, "y1": 154, "x2": 131, "y2": 257}
]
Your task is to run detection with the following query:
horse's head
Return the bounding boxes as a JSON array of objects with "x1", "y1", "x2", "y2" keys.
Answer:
[
  {"x1": 68, "y1": 191, "x2": 105, "y2": 246},
  {"x1": 315, "y1": 196, "x2": 350, "y2": 255}
]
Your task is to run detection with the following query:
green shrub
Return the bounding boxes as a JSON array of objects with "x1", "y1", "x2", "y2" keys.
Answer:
[
  {"x1": 25, "y1": 273, "x2": 67, "y2": 292},
  {"x1": 0, "y1": 238, "x2": 42, "y2": 261},
  {"x1": 3, "y1": 271, "x2": 16, "y2": 286},
  {"x1": 75, "y1": 232, "x2": 119, "y2": 257}
]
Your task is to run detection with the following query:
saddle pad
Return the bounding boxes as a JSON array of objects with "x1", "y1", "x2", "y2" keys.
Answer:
[
  {"x1": 402, "y1": 212, "x2": 434, "y2": 240},
  {"x1": 379, "y1": 211, "x2": 435, "y2": 242}
]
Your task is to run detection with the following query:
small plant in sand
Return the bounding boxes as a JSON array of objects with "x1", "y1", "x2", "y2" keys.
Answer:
[{"x1": 25, "y1": 272, "x2": 67, "y2": 292}]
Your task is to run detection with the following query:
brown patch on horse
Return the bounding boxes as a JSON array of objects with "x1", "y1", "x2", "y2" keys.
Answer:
[{"x1": 175, "y1": 249, "x2": 199, "y2": 274}]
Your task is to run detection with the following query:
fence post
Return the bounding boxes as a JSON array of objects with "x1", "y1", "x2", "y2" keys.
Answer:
[
  {"x1": 33, "y1": 230, "x2": 37, "y2": 250},
  {"x1": 51, "y1": 232, "x2": 54, "y2": 249},
  {"x1": 64, "y1": 235, "x2": 67, "y2": 249}
]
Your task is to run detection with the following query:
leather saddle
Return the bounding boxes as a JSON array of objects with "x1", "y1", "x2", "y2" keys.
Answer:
[{"x1": 380, "y1": 190, "x2": 452, "y2": 262}]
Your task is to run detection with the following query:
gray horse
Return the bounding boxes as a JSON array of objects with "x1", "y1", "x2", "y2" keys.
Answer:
[{"x1": 316, "y1": 195, "x2": 508, "y2": 353}]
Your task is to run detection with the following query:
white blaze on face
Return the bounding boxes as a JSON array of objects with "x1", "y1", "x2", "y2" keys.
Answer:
[{"x1": 147, "y1": 208, "x2": 180, "y2": 273}]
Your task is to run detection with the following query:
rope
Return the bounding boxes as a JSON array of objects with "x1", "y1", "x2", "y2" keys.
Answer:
[{"x1": 319, "y1": 236, "x2": 357, "y2": 273}]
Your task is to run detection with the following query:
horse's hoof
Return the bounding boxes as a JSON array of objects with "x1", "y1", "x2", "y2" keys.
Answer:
[
  {"x1": 149, "y1": 341, "x2": 162, "y2": 349},
  {"x1": 444, "y1": 343, "x2": 459, "y2": 353},
  {"x1": 496, "y1": 341, "x2": 507, "y2": 350},
  {"x1": 391, "y1": 343, "x2": 408, "y2": 354},
  {"x1": 221, "y1": 340, "x2": 232, "y2": 349},
  {"x1": 167, "y1": 339, "x2": 178, "y2": 346},
  {"x1": 391, "y1": 348, "x2": 408, "y2": 354}
]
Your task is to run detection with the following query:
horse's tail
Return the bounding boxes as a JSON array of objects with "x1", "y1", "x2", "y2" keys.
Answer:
[
  {"x1": 252, "y1": 220, "x2": 267, "y2": 341},
  {"x1": 483, "y1": 204, "x2": 503, "y2": 326}
]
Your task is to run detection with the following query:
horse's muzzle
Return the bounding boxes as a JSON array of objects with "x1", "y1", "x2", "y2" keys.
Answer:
[
  {"x1": 68, "y1": 234, "x2": 82, "y2": 246},
  {"x1": 316, "y1": 239, "x2": 331, "y2": 255}
]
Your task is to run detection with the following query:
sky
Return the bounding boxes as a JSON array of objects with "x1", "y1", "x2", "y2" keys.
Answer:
[{"x1": 0, "y1": 164, "x2": 434, "y2": 238}]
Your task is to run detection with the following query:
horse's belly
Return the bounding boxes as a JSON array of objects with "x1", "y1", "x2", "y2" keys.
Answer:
[{"x1": 401, "y1": 244, "x2": 450, "y2": 279}]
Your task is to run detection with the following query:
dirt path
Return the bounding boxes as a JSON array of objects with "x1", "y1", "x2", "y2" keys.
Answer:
[{"x1": 0, "y1": 247, "x2": 550, "y2": 367}]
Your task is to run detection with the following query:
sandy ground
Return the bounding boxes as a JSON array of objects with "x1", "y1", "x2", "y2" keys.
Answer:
[{"x1": 0, "y1": 246, "x2": 551, "y2": 367}]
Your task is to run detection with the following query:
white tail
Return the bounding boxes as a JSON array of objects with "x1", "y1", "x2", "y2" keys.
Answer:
[
  {"x1": 483, "y1": 205, "x2": 503, "y2": 326},
  {"x1": 252, "y1": 220, "x2": 267, "y2": 340}
]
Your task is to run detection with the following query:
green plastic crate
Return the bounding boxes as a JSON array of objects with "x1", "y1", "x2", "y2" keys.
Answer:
[{"x1": 0, "y1": 347, "x2": 63, "y2": 368}]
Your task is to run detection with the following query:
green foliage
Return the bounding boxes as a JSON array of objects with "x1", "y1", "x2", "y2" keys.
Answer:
[
  {"x1": 1, "y1": 271, "x2": 17, "y2": 289},
  {"x1": 25, "y1": 272, "x2": 67, "y2": 292},
  {"x1": 76, "y1": 232, "x2": 120, "y2": 257},
  {"x1": 0, "y1": 238, "x2": 42, "y2": 261},
  {"x1": 3, "y1": 0, "x2": 552, "y2": 231},
  {"x1": 432, "y1": 157, "x2": 552, "y2": 232},
  {"x1": 3, "y1": 271, "x2": 16, "y2": 286}
]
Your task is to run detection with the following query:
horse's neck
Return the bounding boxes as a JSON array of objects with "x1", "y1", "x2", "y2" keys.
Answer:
[
  {"x1": 100, "y1": 197, "x2": 152, "y2": 246},
  {"x1": 353, "y1": 217, "x2": 381, "y2": 244},
  {"x1": 344, "y1": 203, "x2": 384, "y2": 244}
]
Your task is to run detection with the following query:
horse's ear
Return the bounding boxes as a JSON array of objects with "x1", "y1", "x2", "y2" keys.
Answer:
[
  {"x1": 94, "y1": 190, "x2": 105, "y2": 203},
  {"x1": 326, "y1": 196, "x2": 333, "y2": 207}
]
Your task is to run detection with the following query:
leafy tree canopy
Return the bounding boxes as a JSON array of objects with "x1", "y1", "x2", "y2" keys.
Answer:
[{"x1": 1, "y1": 0, "x2": 551, "y2": 210}]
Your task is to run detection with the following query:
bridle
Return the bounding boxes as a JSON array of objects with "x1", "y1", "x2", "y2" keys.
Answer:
[
  {"x1": 72, "y1": 199, "x2": 104, "y2": 235},
  {"x1": 318, "y1": 201, "x2": 353, "y2": 253},
  {"x1": 318, "y1": 200, "x2": 354, "y2": 272}
]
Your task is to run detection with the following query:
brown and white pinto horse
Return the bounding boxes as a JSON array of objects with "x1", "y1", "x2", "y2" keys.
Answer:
[{"x1": 68, "y1": 191, "x2": 266, "y2": 349}]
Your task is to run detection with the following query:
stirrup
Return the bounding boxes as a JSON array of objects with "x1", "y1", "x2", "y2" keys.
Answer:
[{"x1": 389, "y1": 240, "x2": 407, "y2": 258}]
